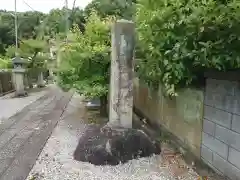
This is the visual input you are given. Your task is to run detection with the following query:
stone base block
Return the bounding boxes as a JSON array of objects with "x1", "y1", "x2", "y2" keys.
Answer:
[{"x1": 73, "y1": 124, "x2": 161, "y2": 165}]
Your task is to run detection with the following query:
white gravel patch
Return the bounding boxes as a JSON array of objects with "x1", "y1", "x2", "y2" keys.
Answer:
[{"x1": 26, "y1": 94, "x2": 198, "y2": 180}]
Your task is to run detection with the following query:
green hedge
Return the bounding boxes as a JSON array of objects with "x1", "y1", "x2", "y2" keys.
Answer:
[{"x1": 136, "y1": 0, "x2": 240, "y2": 96}]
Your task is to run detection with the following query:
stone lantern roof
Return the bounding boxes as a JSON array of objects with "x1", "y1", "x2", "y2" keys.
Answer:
[{"x1": 12, "y1": 57, "x2": 27, "y2": 64}]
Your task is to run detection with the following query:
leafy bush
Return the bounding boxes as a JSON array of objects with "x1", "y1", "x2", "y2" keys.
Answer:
[
  {"x1": 0, "y1": 56, "x2": 12, "y2": 69},
  {"x1": 136, "y1": 0, "x2": 240, "y2": 96},
  {"x1": 58, "y1": 13, "x2": 113, "y2": 115}
]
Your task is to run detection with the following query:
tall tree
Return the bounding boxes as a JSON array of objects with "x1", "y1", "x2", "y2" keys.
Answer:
[
  {"x1": 0, "y1": 8, "x2": 86, "y2": 55},
  {"x1": 85, "y1": 0, "x2": 136, "y2": 19},
  {"x1": 18, "y1": 11, "x2": 45, "y2": 39},
  {"x1": 59, "y1": 13, "x2": 112, "y2": 116}
]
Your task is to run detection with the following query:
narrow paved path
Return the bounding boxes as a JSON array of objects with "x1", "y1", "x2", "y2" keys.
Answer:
[
  {"x1": 0, "y1": 87, "x2": 48, "y2": 121},
  {"x1": 0, "y1": 86, "x2": 73, "y2": 180}
]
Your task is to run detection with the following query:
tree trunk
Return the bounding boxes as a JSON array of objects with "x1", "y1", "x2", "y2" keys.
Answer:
[{"x1": 100, "y1": 95, "x2": 108, "y2": 117}]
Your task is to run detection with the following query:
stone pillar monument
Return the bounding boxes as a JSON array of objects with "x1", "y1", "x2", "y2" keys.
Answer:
[
  {"x1": 73, "y1": 20, "x2": 161, "y2": 166},
  {"x1": 108, "y1": 20, "x2": 135, "y2": 128},
  {"x1": 12, "y1": 57, "x2": 28, "y2": 97}
]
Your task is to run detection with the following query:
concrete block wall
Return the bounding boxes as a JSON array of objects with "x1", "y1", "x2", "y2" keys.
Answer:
[{"x1": 202, "y1": 78, "x2": 240, "y2": 180}]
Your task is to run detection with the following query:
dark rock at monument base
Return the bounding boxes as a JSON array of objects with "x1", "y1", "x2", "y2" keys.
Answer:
[{"x1": 73, "y1": 125, "x2": 161, "y2": 165}]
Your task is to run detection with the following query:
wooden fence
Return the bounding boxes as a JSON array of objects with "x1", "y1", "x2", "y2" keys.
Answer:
[
  {"x1": 0, "y1": 70, "x2": 14, "y2": 96},
  {"x1": 0, "y1": 68, "x2": 49, "y2": 96}
]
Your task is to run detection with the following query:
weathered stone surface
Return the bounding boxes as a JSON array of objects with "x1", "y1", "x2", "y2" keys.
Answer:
[
  {"x1": 202, "y1": 78, "x2": 240, "y2": 179},
  {"x1": 204, "y1": 105, "x2": 232, "y2": 128},
  {"x1": 215, "y1": 125, "x2": 240, "y2": 150},
  {"x1": 202, "y1": 132, "x2": 228, "y2": 159},
  {"x1": 232, "y1": 90, "x2": 240, "y2": 115},
  {"x1": 109, "y1": 20, "x2": 135, "y2": 128},
  {"x1": 228, "y1": 147, "x2": 240, "y2": 170},
  {"x1": 213, "y1": 153, "x2": 240, "y2": 180},
  {"x1": 201, "y1": 145, "x2": 213, "y2": 163},
  {"x1": 37, "y1": 71, "x2": 45, "y2": 88},
  {"x1": 205, "y1": 92, "x2": 234, "y2": 112},
  {"x1": 13, "y1": 71, "x2": 28, "y2": 97},
  {"x1": 73, "y1": 125, "x2": 161, "y2": 165},
  {"x1": 232, "y1": 115, "x2": 240, "y2": 133},
  {"x1": 203, "y1": 119, "x2": 215, "y2": 136},
  {"x1": 206, "y1": 79, "x2": 238, "y2": 96}
]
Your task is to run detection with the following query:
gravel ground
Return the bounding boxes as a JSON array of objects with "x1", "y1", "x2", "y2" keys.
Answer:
[{"x1": 26, "y1": 93, "x2": 199, "y2": 180}]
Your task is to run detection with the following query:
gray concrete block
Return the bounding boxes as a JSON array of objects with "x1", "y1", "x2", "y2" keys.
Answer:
[
  {"x1": 215, "y1": 125, "x2": 240, "y2": 150},
  {"x1": 205, "y1": 92, "x2": 234, "y2": 112},
  {"x1": 213, "y1": 153, "x2": 240, "y2": 180},
  {"x1": 232, "y1": 90, "x2": 240, "y2": 116},
  {"x1": 233, "y1": 86, "x2": 240, "y2": 115},
  {"x1": 206, "y1": 79, "x2": 238, "y2": 96},
  {"x1": 201, "y1": 145, "x2": 213, "y2": 163},
  {"x1": 218, "y1": 95, "x2": 234, "y2": 112},
  {"x1": 228, "y1": 147, "x2": 240, "y2": 170},
  {"x1": 204, "y1": 105, "x2": 232, "y2": 128},
  {"x1": 204, "y1": 92, "x2": 215, "y2": 107},
  {"x1": 232, "y1": 115, "x2": 240, "y2": 134},
  {"x1": 233, "y1": 96, "x2": 240, "y2": 115},
  {"x1": 202, "y1": 159, "x2": 224, "y2": 177},
  {"x1": 203, "y1": 119, "x2": 216, "y2": 136},
  {"x1": 202, "y1": 132, "x2": 228, "y2": 159},
  {"x1": 212, "y1": 153, "x2": 227, "y2": 173}
]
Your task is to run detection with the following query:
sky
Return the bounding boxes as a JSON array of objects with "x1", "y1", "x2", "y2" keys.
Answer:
[{"x1": 0, "y1": 0, "x2": 93, "y2": 13}]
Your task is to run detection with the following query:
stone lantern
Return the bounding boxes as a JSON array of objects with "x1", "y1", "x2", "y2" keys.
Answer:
[{"x1": 12, "y1": 56, "x2": 28, "y2": 97}]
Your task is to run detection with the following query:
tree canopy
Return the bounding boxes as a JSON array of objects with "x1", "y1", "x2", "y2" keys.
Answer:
[
  {"x1": 0, "y1": 0, "x2": 136, "y2": 56},
  {"x1": 85, "y1": 0, "x2": 136, "y2": 19},
  {"x1": 0, "y1": 7, "x2": 86, "y2": 56}
]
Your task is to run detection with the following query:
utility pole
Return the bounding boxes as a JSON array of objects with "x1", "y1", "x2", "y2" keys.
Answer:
[
  {"x1": 14, "y1": 0, "x2": 18, "y2": 55},
  {"x1": 22, "y1": 0, "x2": 36, "y2": 11},
  {"x1": 12, "y1": 0, "x2": 28, "y2": 97}
]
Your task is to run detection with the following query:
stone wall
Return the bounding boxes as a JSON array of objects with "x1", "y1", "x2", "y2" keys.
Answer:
[
  {"x1": 133, "y1": 78, "x2": 204, "y2": 157},
  {"x1": 201, "y1": 78, "x2": 240, "y2": 180}
]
